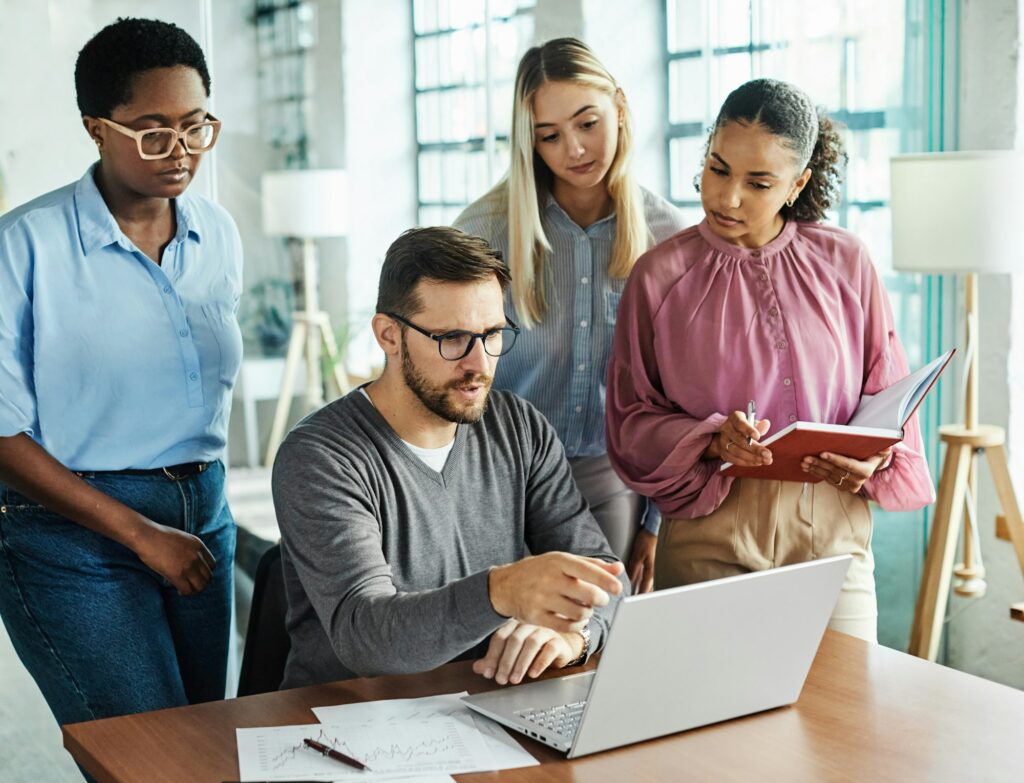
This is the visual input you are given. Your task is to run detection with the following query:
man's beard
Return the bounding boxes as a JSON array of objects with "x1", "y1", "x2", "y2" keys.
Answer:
[{"x1": 401, "y1": 337, "x2": 493, "y2": 424}]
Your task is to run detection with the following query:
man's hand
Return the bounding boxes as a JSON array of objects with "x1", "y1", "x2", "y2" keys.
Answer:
[
  {"x1": 488, "y1": 552, "x2": 624, "y2": 633},
  {"x1": 627, "y1": 528, "x2": 657, "y2": 594},
  {"x1": 134, "y1": 523, "x2": 216, "y2": 595},
  {"x1": 473, "y1": 619, "x2": 581, "y2": 685}
]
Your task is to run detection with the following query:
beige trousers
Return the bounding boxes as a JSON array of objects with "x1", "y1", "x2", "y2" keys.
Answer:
[{"x1": 655, "y1": 478, "x2": 878, "y2": 642}]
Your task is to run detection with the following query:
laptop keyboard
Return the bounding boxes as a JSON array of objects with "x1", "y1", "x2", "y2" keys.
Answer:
[{"x1": 515, "y1": 700, "x2": 587, "y2": 739}]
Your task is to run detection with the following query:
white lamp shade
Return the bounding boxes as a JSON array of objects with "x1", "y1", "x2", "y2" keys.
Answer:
[
  {"x1": 261, "y1": 169, "x2": 348, "y2": 238},
  {"x1": 890, "y1": 151, "x2": 1024, "y2": 273}
]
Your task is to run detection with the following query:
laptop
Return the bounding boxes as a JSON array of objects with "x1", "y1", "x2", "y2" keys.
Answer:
[{"x1": 462, "y1": 554, "x2": 851, "y2": 758}]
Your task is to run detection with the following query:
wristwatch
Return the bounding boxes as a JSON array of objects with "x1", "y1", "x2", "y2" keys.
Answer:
[{"x1": 564, "y1": 625, "x2": 591, "y2": 668}]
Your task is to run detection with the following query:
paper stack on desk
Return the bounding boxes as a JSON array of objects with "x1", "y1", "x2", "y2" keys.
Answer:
[{"x1": 236, "y1": 692, "x2": 538, "y2": 781}]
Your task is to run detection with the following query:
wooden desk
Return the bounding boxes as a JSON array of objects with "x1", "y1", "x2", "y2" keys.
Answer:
[{"x1": 64, "y1": 631, "x2": 1024, "y2": 782}]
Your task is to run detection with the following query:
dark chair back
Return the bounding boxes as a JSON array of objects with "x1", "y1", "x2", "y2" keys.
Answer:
[{"x1": 238, "y1": 543, "x2": 291, "y2": 696}]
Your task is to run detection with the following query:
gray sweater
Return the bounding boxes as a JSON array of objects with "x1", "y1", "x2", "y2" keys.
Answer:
[{"x1": 272, "y1": 388, "x2": 625, "y2": 688}]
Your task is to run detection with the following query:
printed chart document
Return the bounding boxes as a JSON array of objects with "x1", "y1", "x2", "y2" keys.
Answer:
[
  {"x1": 721, "y1": 348, "x2": 955, "y2": 482},
  {"x1": 313, "y1": 692, "x2": 538, "y2": 771},
  {"x1": 236, "y1": 716, "x2": 491, "y2": 781}
]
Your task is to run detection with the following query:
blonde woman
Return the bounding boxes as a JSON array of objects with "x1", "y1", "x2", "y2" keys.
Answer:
[{"x1": 455, "y1": 38, "x2": 685, "y2": 593}]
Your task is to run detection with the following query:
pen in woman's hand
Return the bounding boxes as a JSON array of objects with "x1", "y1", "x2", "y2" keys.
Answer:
[{"x1": 746, "y1": 400, "x2": 757, "y2": 445}]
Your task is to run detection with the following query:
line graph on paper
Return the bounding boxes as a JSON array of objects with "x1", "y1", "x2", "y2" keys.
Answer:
[
  {"x1": 311, "y1": 692, "x2": 538, "y2": 773},
  {"x1": 237, "y1": 716, "x2": 493, "y2": 781}
]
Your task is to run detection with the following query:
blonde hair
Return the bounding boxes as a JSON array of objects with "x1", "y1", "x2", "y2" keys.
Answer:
[{"x1": 504, "y1": 37, "x2": 650, "y2": 327}]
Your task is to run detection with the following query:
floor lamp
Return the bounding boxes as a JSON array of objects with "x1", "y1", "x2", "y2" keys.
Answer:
[
  {"x1": 261, "y1": 169, "x2": 350, "y2": 466},
  {"x1": 891, "y1": 151, "x2": 1024, "y2": 661}
]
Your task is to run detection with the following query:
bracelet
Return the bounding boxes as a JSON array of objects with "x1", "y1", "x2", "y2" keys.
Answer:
[{"x1": 564, "y1": 625, "x2": 591, "y2": 667}]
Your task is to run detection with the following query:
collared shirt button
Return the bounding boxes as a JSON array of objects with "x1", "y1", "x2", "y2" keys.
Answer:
[
  {"x1": 189, "y1": 371, "x2": 199, "y2": 381},
  {"x1": 574, "y1": 405, "x2": 583, "y2": 413},
  {"x1": 580, "y1": 276, "x2": 589, "y2": 284},
  {"x1": 776, "y1": 340, "x2": 787, "y2": 349},
  {"x1": 760, "y1": 273, "x2": 769, "y2": 282},
  {"x1": 163, "y1": 285, "x2": 172, "y2": 294},
  {"x1": 580, "y1": 320, "x2": 588, "y2": 328},
  {"x1": 577, "y1": 363, "x2": 586, "y2": 371},
  {"x1": 179, "y1": 328, "x2": 188, "y2": 337},
  {"x1": 768, "y1": 307, "x2": 779, "y2": 317},
  {"x1": 783, "y1": 377, "x2": 792, "y2": 386},
  {"x1": 789, "y1": 414, "x2": 797, "y2": 422}
]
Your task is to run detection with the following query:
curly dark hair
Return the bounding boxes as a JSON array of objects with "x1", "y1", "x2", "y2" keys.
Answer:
[
  {"x1": 696, "y1": 78, "x2": 847, "y2": 223},
  {"x1": 75, "y1": 17, "x2": 211, "y2": 118}
]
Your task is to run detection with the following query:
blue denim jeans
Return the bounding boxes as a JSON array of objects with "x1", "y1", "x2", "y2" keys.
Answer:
[{"x1": 0, "y1": 461, "x2": 235, "y2": 729}]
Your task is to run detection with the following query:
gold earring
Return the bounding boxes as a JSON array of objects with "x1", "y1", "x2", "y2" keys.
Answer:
[{"x1": 786, "y1": 196, "x2": 795, "y2": 208}]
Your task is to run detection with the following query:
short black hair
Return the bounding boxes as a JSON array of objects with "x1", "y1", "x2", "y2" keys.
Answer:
[
  {"x1": 75, "y1": 17, "x2": 211, "y2": 118},
  {"x1": 376, "y1": 227, "x2": 510, "y2": 318}
]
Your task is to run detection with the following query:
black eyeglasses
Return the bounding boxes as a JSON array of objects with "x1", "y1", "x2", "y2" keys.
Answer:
[{"x1": 386, "y1": 312, "x2": 521, "y2": 361}]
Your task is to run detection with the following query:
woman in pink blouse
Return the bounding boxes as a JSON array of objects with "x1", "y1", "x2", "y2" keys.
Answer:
[{"x1": 605, "y1": 78, "x2": 935, "y2": 642}]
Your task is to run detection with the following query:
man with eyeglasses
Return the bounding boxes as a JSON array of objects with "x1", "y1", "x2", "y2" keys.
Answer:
[{"x1": 272, "y1": 226, "x2": 627, "y2": 689}]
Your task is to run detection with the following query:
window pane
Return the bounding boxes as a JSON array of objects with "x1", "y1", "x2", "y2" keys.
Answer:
[
  {"x1": 712, "y1": 52, "x2": 752, "y2": 107},
  {"x1": 413, "y1": 0, "x2": 438, "y2": 33},
  {"x1": 415, "y1": 36, "x2": 439, "y2": 90},
  {"x1": 415, "y1": 92, "x2": 441, "y2": 144},
  {"x1": 847, "y1": 128, "x2": 900, "y2": 204},
  {"x1": 414, "y1": 2, "x2": 534, "y2": 219},
  {"x1": 847, "y1": 205, "x2": 893, "y2": 272},
  {"x1": 669, "y1": 136, "x2": 705, "y2": 203},
  {"x1": 710, "y1": 0, "x2": 752, "y2": 50},
  {"x1": 667, "y1": 0, "x2": 705, "y2": 53},
  {"x1": 418, "y1": 151, "x2": 442, "y2": 203},
  {"x1": 669, "y1": 57, "x2": 709, "y2": 125}
]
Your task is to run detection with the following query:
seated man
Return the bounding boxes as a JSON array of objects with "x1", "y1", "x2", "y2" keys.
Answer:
[{"x1": 272, "y1": 226, "x2": 627, "y2": 689}]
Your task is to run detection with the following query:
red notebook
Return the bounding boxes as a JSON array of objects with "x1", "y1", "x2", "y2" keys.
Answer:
[{"x1": 720, "y1": 348, "x2": 955, "y2": 482}]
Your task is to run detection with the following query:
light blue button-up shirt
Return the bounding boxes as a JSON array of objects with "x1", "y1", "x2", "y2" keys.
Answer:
[
  {"x1": 0, "y1": 164, "x2": 243, "y2": 470},
  {"x1": 455, "y1": 185, "x2": 686, "y2": 532}
]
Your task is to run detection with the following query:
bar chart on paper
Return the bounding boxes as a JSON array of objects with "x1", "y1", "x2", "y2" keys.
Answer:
[{"x1": 236, "y1": 718, "x2": 492, "y2": 781}]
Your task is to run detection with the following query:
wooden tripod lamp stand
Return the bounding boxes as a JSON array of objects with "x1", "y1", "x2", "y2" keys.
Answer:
[
  {"x1": 261, "y1": 169, "x2": 350, "y2": 466},
  {"x1": 891, "y1": 151, "x2": 1024, "y2": 662}
]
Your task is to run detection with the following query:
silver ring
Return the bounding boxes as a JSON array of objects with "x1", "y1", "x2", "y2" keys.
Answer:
[
  {"x1": 843, "y1": 470, "x2": 851, "y2": 480},
  {"x1": 836, "y1": 475, "x2": 846, "y2": 488},
  {"x1": 725, "y1": 441, "x2": 735, "y2": 454}
]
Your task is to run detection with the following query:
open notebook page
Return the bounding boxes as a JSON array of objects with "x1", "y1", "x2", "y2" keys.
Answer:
[{"x1": 848, "y1": 349, "x2": 955, "y2": 431}]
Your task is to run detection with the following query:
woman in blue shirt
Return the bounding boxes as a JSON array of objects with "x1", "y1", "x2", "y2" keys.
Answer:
[
  {"x1": 455, "y1": 39, "x2": 685, "y2": 593},
  {"x1": 0, "y1": 18, "x2": 242, "y2": 731}
]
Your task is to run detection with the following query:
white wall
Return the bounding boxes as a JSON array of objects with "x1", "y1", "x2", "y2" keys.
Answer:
[
  {"x1": 209, "y1": 0, "x2": 280, "y2": 291},
  {"x1": 340, "y1": 0, "x2": 417, "y2": 376},
  {"x1": 946, "y1": 0, "x2": 1024, "y2": 688},
  {"x1": 0, "y1": 0, "x2": 215, "y2": 206}
]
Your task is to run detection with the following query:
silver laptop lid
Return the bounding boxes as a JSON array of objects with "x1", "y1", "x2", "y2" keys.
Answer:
[{"x1": 569, "y1": 555, "x2": 851, "y2": 757}]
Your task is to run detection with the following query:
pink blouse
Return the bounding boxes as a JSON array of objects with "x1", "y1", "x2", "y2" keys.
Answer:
[{"x1": 606, "y1": 218, "x2": 936, "y2": 519}]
